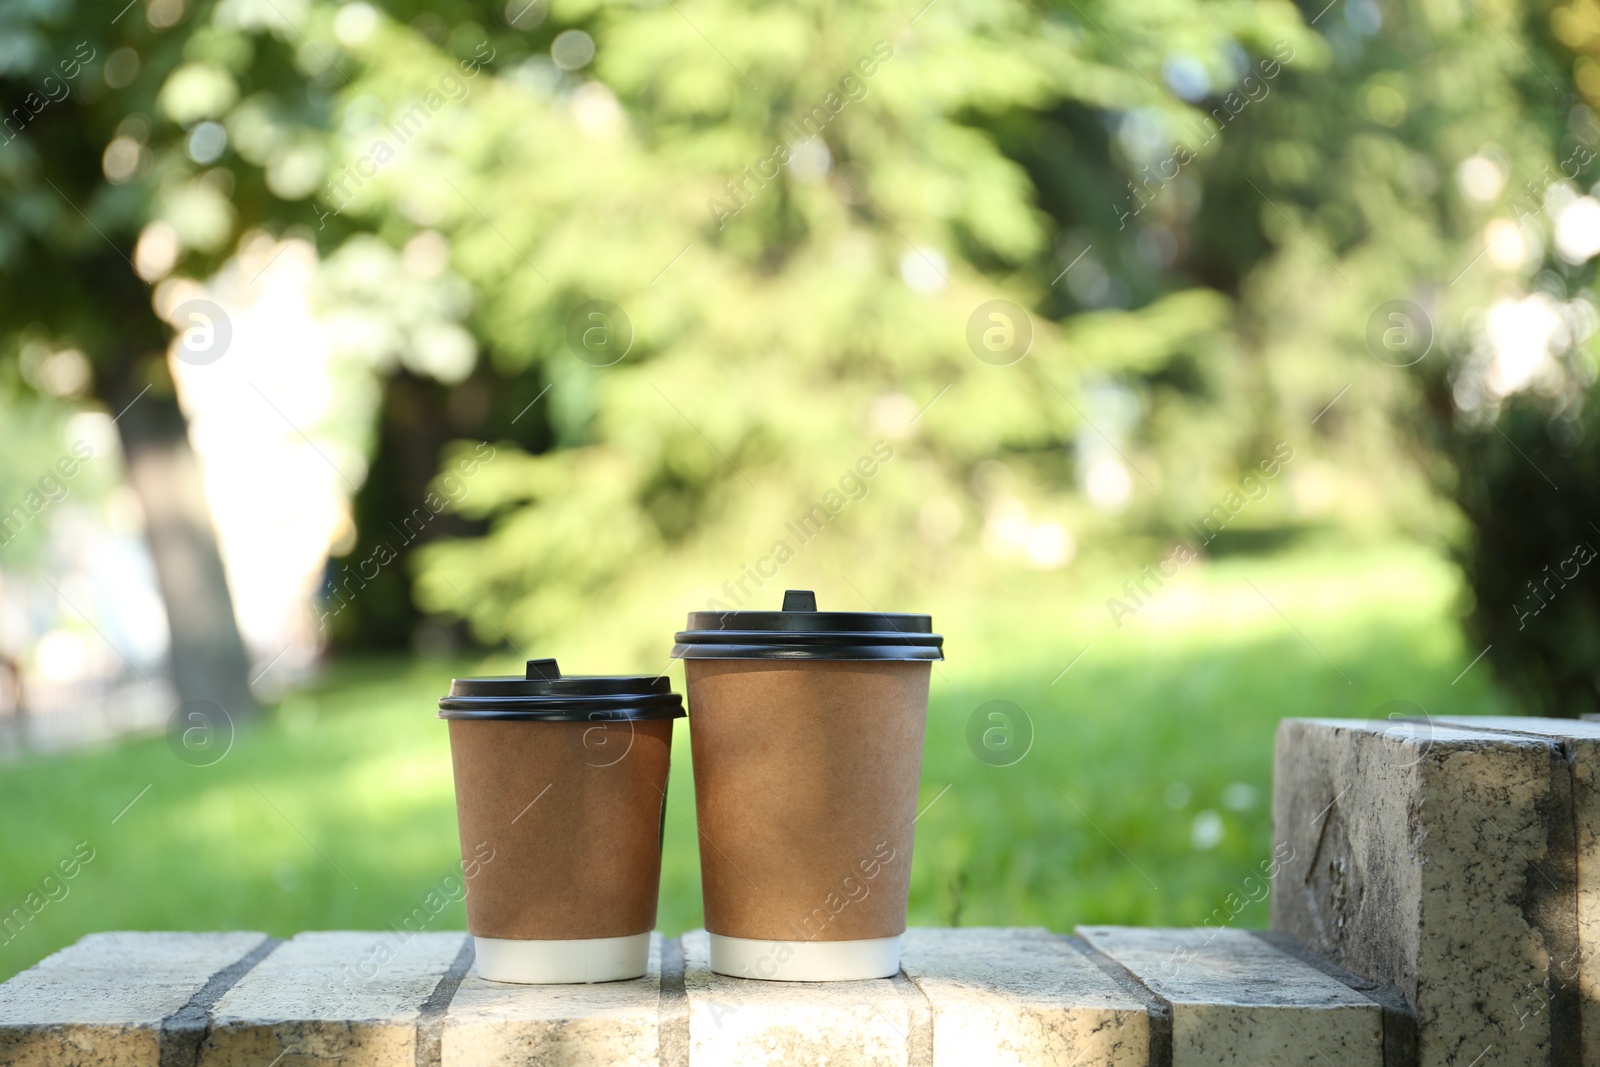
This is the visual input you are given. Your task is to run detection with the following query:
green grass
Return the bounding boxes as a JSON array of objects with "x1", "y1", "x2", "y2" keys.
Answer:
[{"x1": 0, "y1": 541, "x2": 1513, "y2": 982}]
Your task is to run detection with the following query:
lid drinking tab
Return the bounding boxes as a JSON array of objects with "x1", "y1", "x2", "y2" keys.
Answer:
[
  {"x1": 782, "y1": 590, "x2": 818, "y2": 612},
  {"x1": 526, "y1": 658, "x2": 561, "y2": 680}
]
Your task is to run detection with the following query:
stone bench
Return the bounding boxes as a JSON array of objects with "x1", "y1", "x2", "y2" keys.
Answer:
[
  {"x1": 7, "y1": 714, "x2": 1600, "y2": 1066},
  {"x1": 0, "y1": 926, "x2": 1390, "y2": 1066}
]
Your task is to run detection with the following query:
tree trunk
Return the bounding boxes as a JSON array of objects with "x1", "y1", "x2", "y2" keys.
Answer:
[
  {"x1": 80, "y1": 243, "x2": 257, "y2": 720},
  {"x1": 109, "y1": 373, "x2": 257, "y2": 719}
]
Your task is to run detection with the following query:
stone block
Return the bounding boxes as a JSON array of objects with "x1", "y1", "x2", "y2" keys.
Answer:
[
  {"x1": 899, "y1": 927, "x2": 1149, "y2": 1066},
  {"x1": 1435, "y1": 715, "x2": 1600, "y2": 1064},
  {"x1": 680, "y1": 929, "x2": 913, "y2": 1066},
  {"x1": 441, "y1": 933, "x2": 663, "y2": 1067},
  {"x1": 199, "y1": 931, "x2": 468, "y2": 1066},
  {"x1": 1078, "y1": 925, "x2": 1381, "y2": 1067},
  {"x1": 0, "y1": 931, "x2": 268, "y2": 1067},
  {"x1": 1272, "y1": 718, "x2": 1576, "y2": 1067}
]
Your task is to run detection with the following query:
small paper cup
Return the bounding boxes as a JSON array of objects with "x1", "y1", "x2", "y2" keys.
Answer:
[{"x1": 439, "y1": 658, "x2": 683, "y2": 983}]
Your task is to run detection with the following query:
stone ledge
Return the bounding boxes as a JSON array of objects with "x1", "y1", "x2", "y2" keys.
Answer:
[{"x1": 0, "y1": 927, "x2": 1398, "y2": 1067}]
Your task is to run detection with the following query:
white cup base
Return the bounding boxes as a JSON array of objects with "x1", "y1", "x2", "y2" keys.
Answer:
[
  {"x1": 473, "y1": 933, "x2": 651, "y2": 984},
  {"x1": 707, "y1": 932, "x2": 903, "y2": 982}
]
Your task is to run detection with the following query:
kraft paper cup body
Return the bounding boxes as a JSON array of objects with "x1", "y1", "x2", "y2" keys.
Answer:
[
  {"x1": 440, "y1": 660, "x2": 681, "y2": 984},
  {"x1": 673, "y1": 591, "x2": 942, "y2": 981}
]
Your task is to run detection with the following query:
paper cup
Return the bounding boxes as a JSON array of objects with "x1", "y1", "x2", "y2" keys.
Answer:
[
  {"x1": 439, "y1": 659, "x2": 683, "y2": 984},
  {"x1": 672, "y1": 590, "x2": 943, "y2": 981}
]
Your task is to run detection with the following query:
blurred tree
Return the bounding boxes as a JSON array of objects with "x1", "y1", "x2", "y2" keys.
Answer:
[
  {"x1": 1165, "y1": 0, "x2": 1600, "y2": 715},
  {"x1": 0, "y1": 0, "x2": 489, "y2": 697},
  {"x1": 1434, "y1": 386, "x2": 1600, "y2": 716},
  {"x1": 0, "y1": 0, "x2": 275, "y2": 713},
  {"x1": 386, "y1": 0, "x2": 1599, "y2": 716},
  {"x1": 1213, "y1": 0, "x2": 1598, "y2": 715},
  {"x1": 1408, "y1": 0, "x2": 1600, "y2": 715},
  {"x1": 329, "y1": 360, "x2": 552, "y2": 651},
  {"x1": 306, "y1": 0, "x2": 1308, "y2": 656}
]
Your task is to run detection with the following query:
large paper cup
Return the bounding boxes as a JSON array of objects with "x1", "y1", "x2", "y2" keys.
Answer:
[
  {"x1": 438, "y1": 658, "x2": 683, "y2": 984},
  {"x1": 672, "y1": 590, "x2": 943, "y2": 981}
]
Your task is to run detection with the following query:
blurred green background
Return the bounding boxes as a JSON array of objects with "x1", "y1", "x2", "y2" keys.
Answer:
[{"x1": 0, "y1": 0, "x2": 1595, "y2": 982}]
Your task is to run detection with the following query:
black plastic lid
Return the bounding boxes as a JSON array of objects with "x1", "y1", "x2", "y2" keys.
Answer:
[
  {"x1": 671, "y1": 590, "x2": 944, "y2": 662},
  {"x1": 437, "y1": 659, "x2": 685, "y2": 721}
]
